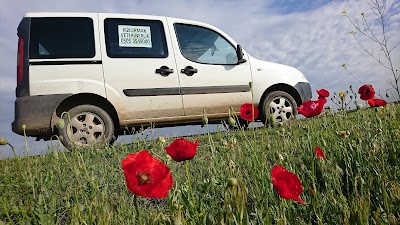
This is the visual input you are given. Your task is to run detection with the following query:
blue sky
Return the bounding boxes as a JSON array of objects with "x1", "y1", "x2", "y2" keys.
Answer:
[
  {"x1": 272, "y1": 0, "x2": 333, "y2": 13},
  {"x1": 0, "y1": 0, "x2": 399, "y2": 158}
]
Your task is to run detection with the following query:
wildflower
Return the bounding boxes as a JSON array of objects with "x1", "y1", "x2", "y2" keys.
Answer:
[
  {"x1": 316, "y1": 89, "x2": 330, "y2": 99},
  {"x1": 165, "y1": 138, "x2": 199, "y2": 162},
  {"x1": 358, "y1": 84, "x2": 375, "y2": 100},
  {"x1": 314, "y1": 146, "x2": 325, "y2": 159},
  {"x1": 157, "y1": 136, "x2": 166, "y2": 144},
  {"x1": 122, "y1": 150, "x2": 173, "y2": 198},
  {"x1": 297, "y1": 98, "x2": 326, "y2": 118},
  {"x1": 367, "y1": 98, "x2": 387, "y2": 107},
  {"x1": 240, "y1": 103, "x2": 259, "y2": 122},
  {"x1": 271, "y1": 165, "x2": 305, "y2": 204},
  {"x1": 338, "y1": 92, "x2": 346, "y2": 100},
  {"x1": 338, "y1": 130, "x2": 350, "y2": 138}
]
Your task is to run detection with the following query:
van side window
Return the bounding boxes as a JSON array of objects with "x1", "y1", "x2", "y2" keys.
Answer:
[
  {"x1": 104, "y1": 19, "x2": 168, "y2": 58},
  {"x1": 29, "y1": 18, "x2": 95, "y2": 59},
  {"x1": 174, "y1": 24, "x2": 238, "y2": 65}
]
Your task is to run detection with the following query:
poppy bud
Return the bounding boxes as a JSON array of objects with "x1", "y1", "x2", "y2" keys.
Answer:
[
  {"x1": 309, "y1": 185, "x2": 316, "y2": 197},
  {"x1": 231, "y1": 137, "x2": 237, "y2": 146},
  {"x1": 269, "y1": 116, "x2": 276, "y2": 125},
  {"x1": 52, "y1": 150, "x2": 59, "y2": 160},
  {"x1": 222, "y1": 139, "x2": 228, "y2": 146},
  {"x1": 74, "y1": 168, "x2": 80, "y2": 177},
  {"x1": 228, "y1": 116, "x2": 236, "y2": 126},
  {"x1": 356, "y1": 103, "x2": 363, "y2": 110},
  {"x1": 202, "y1": 110, "x2": 208, "y2": 125},
  {"x1": 22, "y1": 124, "x2": 26, "y2": 130},
  {"x1": 227, "y1": 178, "x2": 238, "y2": 188},
  {"x1": 56, "y1": 118, "x2": 65, "y2": 129},
  {"x1": 0, "y1": 137, "x2": 8, "y2": 145},
  {"x1": 65, "y1": 201, "x2": 71, "y2": 209}
]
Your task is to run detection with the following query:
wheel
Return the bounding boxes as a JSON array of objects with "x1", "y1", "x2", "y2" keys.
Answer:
[
  {"x1": 58, "y1": 105, "x2": 115, "y2": 150},
  {"x1": 260, "y1": 91, "x2": 297, "y2": 125}
]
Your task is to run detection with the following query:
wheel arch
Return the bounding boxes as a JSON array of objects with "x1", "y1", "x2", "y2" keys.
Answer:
[
  {"x1": 259, "y1": 83, "x2": 302, "y2": 111},
  {"x1": 51, "y1": 93, "x2": 120, "y2": 132}
]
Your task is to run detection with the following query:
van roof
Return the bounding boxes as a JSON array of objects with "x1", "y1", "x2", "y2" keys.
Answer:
[{"x1": 25, "y1": 12, "x2": 177, "y2": 21}]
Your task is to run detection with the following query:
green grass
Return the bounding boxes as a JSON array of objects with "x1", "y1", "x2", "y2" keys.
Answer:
[{"x1": 1, "y1": 104, "x2": 399, "y2": 224}]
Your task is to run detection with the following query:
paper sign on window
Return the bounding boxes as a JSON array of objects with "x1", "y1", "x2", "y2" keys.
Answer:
[{"x1": 118, "y1": 25, "x2": 152, "y2": 48}]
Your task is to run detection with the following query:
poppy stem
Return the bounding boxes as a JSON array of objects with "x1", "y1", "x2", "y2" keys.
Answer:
[
  {"x1": 185, "y1": 161, "x2": 193, "y2": 200},
  {"x1": 134, "y1": 195, "x2": 143, "y2": 225}
]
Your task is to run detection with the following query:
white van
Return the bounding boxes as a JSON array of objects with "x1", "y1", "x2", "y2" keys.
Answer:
[{"x1": 12, "y1": 12, "x2": 312, "y2": 149}]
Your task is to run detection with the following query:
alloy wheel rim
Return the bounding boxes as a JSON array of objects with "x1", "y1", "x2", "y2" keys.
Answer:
[
  {"x1": 67, "y1": 112, "x2": 105, "y2": 146},
  {"x1": 267, "y1": 96, "x2": 294, "y2": 123}
]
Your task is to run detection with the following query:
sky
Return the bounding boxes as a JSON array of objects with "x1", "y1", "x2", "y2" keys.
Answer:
[{"x1": 0, "y1": 0, "x2": 399, "y2": 158}]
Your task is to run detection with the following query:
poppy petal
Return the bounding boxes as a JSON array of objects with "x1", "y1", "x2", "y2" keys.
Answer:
[
  {"x1": 122, "y1": 150, "x2": 173, "y2": 198},
  {"x1": 165, "y1": 138, "x2": 199, "y2": 162},
  {"x1": 240, "y1": 103, "x2": 259, "y2": 122},
  {"x1": 367, "y1": 98, "x2": 387, "y2": 107},
  {"x1": 271, "y1": 165, "x2": 305, "y2": 204},
  {"x1": 358, "y1": 84, "x2": 375, "y2": 100}
]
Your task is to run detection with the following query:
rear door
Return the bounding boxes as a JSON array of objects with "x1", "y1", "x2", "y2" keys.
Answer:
[
  {"x1": 166, "y1": 18, "x2": 253, "y2": 118},
  {"x1": 98, "y1": 14, "x2": 184, "y2": 125}
]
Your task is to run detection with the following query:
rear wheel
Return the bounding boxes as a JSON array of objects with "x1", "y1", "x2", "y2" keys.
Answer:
[
  {"x1": 58, "y1": 105, "x2": 115, "y2": 150},
  {"x1": 260, "y1": 91, "x2": 297, "y2": 125}
]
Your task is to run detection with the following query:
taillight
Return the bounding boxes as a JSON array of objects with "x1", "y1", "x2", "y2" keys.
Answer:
[{"x1": 17, "y1": 37, "x2": 24, "y2": 85}]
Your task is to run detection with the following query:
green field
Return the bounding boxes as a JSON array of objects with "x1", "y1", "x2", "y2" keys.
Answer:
[{"x1": 1, "y1": 104, "x2": 399, "y2": 224}]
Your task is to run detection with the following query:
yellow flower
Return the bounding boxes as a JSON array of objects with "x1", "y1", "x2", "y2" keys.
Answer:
[
  {"x1": 339, "y1": 92, "x2": 346, "y2": 99},
  {"x1": 338, "y1": 130, "x2": 350, "y2": 138}
]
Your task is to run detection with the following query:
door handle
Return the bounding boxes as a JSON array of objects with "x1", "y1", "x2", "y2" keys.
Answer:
[
  {"x1": 155, "y1": 66, "x2": 174, "y2": 76},
  {"x1": 180, "y1": 66, "x2": 198, "y2": 76}
]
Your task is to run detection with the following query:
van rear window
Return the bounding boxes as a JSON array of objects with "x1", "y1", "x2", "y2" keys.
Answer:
[
  {"x1": 29, "y1": 17, "x2": 95, "y2": 59},
  {"x1": 104, "y1": 18, "x2": 168, "y2": 58}
]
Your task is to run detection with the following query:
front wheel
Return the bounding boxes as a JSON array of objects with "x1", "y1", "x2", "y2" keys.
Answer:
[
  {"x1": 260, "y1": 91, "x2": 298, "y2": 125},
  {"x1": 58, "y1": 105, "x2": 115, "y2": 150}
]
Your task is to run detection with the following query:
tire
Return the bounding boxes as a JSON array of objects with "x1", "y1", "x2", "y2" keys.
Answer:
[
  {"x1": 260, "y1": 91, "x2": 298, "y2": 125},
  {"x1": 58, "y1": 105, "x2": 115, "y2": 150}
]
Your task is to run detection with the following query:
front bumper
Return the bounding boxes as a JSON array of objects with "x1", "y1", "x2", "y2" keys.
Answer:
[
  {"x1": 12, "y1": 94, "x2": 71, "y2": 136},
  {"x1": 294, "y1": 82, "x2": 312, "y2": 103}
]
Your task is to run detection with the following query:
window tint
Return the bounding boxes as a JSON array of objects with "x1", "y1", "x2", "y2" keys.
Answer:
[
  {"x1": 175, "y1": 24, "x2": 238, "y2": 65},
  {"x1": 29, "y1": 17, "x2": 95, "y2": 59},
  {"x1": 105, "y1": 19, "x2": 168, "y2": 58}
]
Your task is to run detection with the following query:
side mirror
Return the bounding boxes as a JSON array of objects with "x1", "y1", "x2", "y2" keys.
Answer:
[{"x1": 236, "y1": 44, "x2": 247, "y2": 64}]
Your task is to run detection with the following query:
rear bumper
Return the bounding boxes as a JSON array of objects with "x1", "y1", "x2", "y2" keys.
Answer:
[
  {"x1": 12, "y1": 94, "x2": 70, "y2": 136},
  {"x1": 294, "y1": 82, "x2": 312, "y2": 103}
]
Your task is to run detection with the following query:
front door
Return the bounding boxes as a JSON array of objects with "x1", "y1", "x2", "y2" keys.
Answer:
[
  {"x1": 167, "y1": 19, "x2": 253, "y2": 119},
  {"x1": 99, "y1": 14, "x2": 184, "y2": 125}
]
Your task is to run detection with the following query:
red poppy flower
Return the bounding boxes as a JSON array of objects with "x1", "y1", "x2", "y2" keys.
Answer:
[
  {"x1": 122, "y1": 150, "x2": 173, "y2": 198},
  {"x1": 165, "y1": 138, "x2": 199, "y2": 162},
  {"x1": 271, "y1": 165, "x2": 305, "y2": 204},
  {"x1": 316, "y1": 89, "x2": 330, "y2": 99},
  {"x1": 367, "y1": 98, "x2": 387, "y2": 107},
  {"x1": 314, "y1": 146, "x2": 325, "y2": 159},
  {"x1": 297, "y1": 98, "x2": 326, "y2": 118},
  {"x1": 358, "y1": 84, "x2": 375, "y2": 100},
  {"x1": 240, "y1": 103, "x2": 259, "y2": 122}
]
